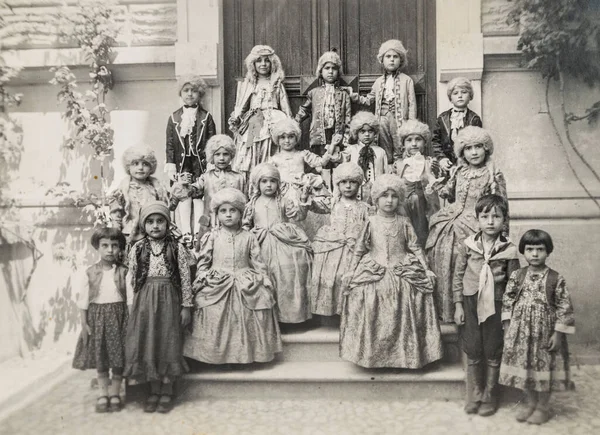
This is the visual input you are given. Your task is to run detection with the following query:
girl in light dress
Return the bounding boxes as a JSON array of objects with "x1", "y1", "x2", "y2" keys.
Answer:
[
  {"x1": 228, "y1": 45, "x2": 292, "y2": 187},
  {"x1": 242, "y1": 163, "x2": 313, "y2": 324},
  {"x1": 340, "y1": 174, "x2": 443, "y2": 369},
  {"x1": 310, "y1": 162, "x2": 370, "y2": 316},
  {"x1": 426, "y1": 126, "x2": 507, "y2": 323},
  {"x1": 184, "y1": 188, "x2": 282, "y2": 364}
]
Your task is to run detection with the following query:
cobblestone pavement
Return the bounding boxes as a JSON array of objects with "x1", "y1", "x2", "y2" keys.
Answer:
[{"x1": 1, "y1": 366, "x2": 600, "y2": 435}]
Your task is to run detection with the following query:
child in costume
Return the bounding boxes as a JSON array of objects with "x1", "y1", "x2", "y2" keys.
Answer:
[
  {"x1": 349, "y1": 39, "x2": 417, "y2": 163},
  {"x1": 171, "y1": 134, "x2": 245, "y2": 240},
  {"x1": 426, "y1": 126, "x2": 507, "y2": 324},
  {"x1": 310, "y1": 162, "x2": 370, "y2": 316},
  {"x1": 432, "y1": 77, "x2": 482, "y2": 170},
  {"x1": 108, "y1": 146, "x2": 168, "y2": 245},
  {"x1": 340, "y1": 174, "x2": 442, "y2": 368},
  {"x1": 73, "y1": 227, "x2": 128, "y2": 413},
  {"x1": 500, "y1": 229, "x2": 575, "y2": 425},
  {"x1": 392, "y1": 120, "x2": 442, "y2": 247},
  {"x1": 184, "y1": 188, "x2": 282, "y2": 363},
  {"x1": 124, "y1": 201, "x2": 191, "y2": 414},
  {"x1": 165, "y1": 75, "x2": 217, "y2": 247},
  {"x1": 453, "y1": 194, "x2": 520, "y2": 417},
  {"x1": 342, "y1": 111, "x2": 388, "y2": 204},
  {"x1": 229, "y1": 45, "x2": 292, "y2": 185},
  {"x1": 242, "y1": 163, "x2": 313, "y2": 324}
]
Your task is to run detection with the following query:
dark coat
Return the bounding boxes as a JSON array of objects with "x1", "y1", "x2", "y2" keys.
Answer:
[
  {"x1": 166, "y1": 106, "x2": 216, "y2": 176},
  {"x1": 432, "y1": 108, "x2": 482, "y2": 164}
]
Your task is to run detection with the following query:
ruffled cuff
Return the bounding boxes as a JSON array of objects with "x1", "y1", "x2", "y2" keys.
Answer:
[
  {"x1": 555, "y1": 323, "x2": 575, "y2": 335},
  {"x1": 164, "y1": 163, "x2": 177, "y2": 173},
  {"x1": 501, "y1": 312, "x2": 512, "y2": 322}
]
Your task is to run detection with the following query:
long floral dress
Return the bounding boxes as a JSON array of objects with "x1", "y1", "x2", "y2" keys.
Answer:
[
  {"x1": 499, "y1": 267, "x2": 575, "y2": 392},
  {"x1": 183, "y1": 228, "x2": 282, "y2": 364},
  {"x1": 310, "y1": 198, "x2": 370, "y2": 315},
  {"x1": 425, "y1": 163, "x2": 506, "y2": 323},
  {"x1": 340, "y1": 215, "x2": 443, "y2": 368},
  {"x1": 242, "y1": 187, "x2": 313, "y2": 323}
]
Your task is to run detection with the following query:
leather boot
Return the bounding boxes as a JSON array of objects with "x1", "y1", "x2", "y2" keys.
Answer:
[
  {"x1": 516, "y1": 389, "x2": 537, "y2": 422},
  {"x1": 527, "y1": 391, "x2": 551, "y2": 425},
  {"x1": 478, "y1": 364, "x2": 500, "y2": 416},
  {"x1": 464, "y1": 359, "x2": 484, "y2": 414}
]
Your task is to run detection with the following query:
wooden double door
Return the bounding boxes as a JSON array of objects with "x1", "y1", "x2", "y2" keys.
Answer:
[{"x1": 222, "y1": 0, "x2": 436, "y2": 147}]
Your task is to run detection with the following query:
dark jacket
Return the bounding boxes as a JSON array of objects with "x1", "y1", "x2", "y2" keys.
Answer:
[
  {"x1": 166, "y1": 106, "x2": 216, "y2": 177},
  {"x1": 432, "y1": 108, "x2": 482, "y2": 164}
]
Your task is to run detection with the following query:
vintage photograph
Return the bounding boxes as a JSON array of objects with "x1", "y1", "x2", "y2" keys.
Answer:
[{"x1": 0, "y1": 0, "x2": 599, "y2": 433}]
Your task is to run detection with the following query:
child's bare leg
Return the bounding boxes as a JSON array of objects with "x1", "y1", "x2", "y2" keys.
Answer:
[
  {"x1": 108, "y1": 367, "x2": 124, "y2": 411},
  {"x1": 465, "y1": 358, "x2": 484, "y2": 414},
  {"x1": 528, "y1": 391, "x2": 551, "y2": 425},
  {"x1": 516, "y1": 388, "x2": 538, "y2": 422},
  {"x1": 96, "y1": 371, "x2": 110, "y2": 413}
]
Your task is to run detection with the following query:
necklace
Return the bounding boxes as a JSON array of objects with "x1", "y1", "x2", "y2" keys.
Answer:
[
  {"x1": 149, "y1": 240, "x2": 167, "y2": 257},
  {"x1": 379, "y1": 215, "x2": 399, "y2": 237}
]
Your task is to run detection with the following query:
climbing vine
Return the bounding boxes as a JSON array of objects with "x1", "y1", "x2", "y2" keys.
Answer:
[{"x1": 509, "y1": 0, "x2": 600, "y2": 211}]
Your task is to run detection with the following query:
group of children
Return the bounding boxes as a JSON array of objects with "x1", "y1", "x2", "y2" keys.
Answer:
[{"x1": 73, "y1": 39, "x2": 575, "y2": 425}]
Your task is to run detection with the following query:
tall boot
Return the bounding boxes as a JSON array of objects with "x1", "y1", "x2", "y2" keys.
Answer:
[
  {"x1": 478, "y1": 363, "x2": 500, "y2": 416},
  {"x1": 516, "y1": 389, "x2": 538, "y2": 422},
  {"x1": 464, "y1": 359, "x2": 484, "y2": 414},
  {"x1": 527, "y1": 391, "x2": 551, "y2": 425}
]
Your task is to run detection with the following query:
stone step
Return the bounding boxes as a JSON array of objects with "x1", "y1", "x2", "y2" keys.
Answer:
[
  {"x1": 180, "y1": 360, "x2": 465, "y2": 401},
  {"x1": 278, "y1": 323, "x2": 460, "y2": 363}
]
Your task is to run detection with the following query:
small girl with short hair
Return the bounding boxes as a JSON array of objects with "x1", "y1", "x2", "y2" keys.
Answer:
[
  {"x1": 426, "y1": 126, "x2": 507, "y2": 323},
  {"x1": 393, "y1": 120, "x2": 442, "y2": 247},
  {"x1": 73, "y1": 227, "x2": 128, "y2": 413},
  {"x1": 184, "y1": 188, "x2": 282, "y2": 363},
  {"x1": 310, "y1": 162, "x2": 370, "y2": 316},
  {"x1": 124, "y1": 201, "x2": 192, "y2": 413},
  {"x1": 108, "y1": 146, "x2": 168, "y2": 244},
  {"x1": 340, "y1": 174, "x2": 442, "y2": 368},
  {"x1": 500, "y1": 229, "x2": 575, "y2": 425},
  {"x1": 242, "y1": 163, "x2": 313, "y2": 324}
]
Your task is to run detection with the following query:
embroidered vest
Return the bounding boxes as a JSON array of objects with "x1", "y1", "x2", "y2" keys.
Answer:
[
  {"x1": 514, "y1": 266, "x2": 559, "y2": 311},
  {"x1": 85, "y1": 263, "x2": 128, "y2": 304}
]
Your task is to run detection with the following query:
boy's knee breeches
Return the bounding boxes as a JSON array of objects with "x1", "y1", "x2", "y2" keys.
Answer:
[{"x1": 460, "y1": 295, "x2": 503, "y2": 365}]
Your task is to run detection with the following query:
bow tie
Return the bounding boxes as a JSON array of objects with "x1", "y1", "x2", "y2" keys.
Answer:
[
  {"x1": 452, "y1": 109, "x2": 466, "y2": 113},
  {"x1": 184, "y1": 104, "x2": 198, "y2": 109}
]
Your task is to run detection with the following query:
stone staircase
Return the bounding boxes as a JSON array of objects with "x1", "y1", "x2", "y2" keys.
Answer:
[{"x1": 179, "y1": 319, "x2": 465, "y2": 401}]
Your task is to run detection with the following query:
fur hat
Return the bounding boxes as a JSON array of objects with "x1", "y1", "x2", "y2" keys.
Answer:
[
  {"x1": 244, "y1": 45, "x2": 285, "y2": 84},
  {"x1": 178, "y1": 75, "x2": 208, "y2": 97},
  {"x1": 250, "y1": 163, "x2": 281, "y2": 190},
  {"x1": 333, "y1": 162, "x2": 364, "y2": 186},
  {"x1": 446, "y1": 77, "x2": 474, "y2": 101},
  {"x1": 316, "y1": 51, "x2": 342, "y2": 78},
  {"x1": 122, "y1": 145, "x2": 158, "y2": 175},
  {"x1": 397, "y1": 120, "x2": 432, "y2": 147},
  {"x1": 376, "y1": 39, "x2": 408, "y2": 68},
  {"x1": 371, "y1": 174, "x2": 405, "y2": 205},
  {"x1": 454, "y1": 126, "x2": 494, "y2": 161},
  {"x1": 139, "y1": 201, "x2": 170, "y2": 229},
  {"x1": 206, "y1": 134, "x2": 236, "y2": 163},
  {"x1": 271, "y1": 117, "x2": 301, "y2": 144},
  {"x1": 211, "y1": 187, "x2": 247, "y2": 213},
  {"x1": 349, "y1": 111, "x2": 380, "y2": 139}
]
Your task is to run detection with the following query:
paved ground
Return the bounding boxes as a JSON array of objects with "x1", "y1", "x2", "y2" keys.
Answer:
[{"x1": 1, "y1": 365, "x2": 599, "y2": 435}]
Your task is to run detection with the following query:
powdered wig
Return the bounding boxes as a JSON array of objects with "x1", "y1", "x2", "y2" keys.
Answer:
[
  {"x1": 397, "y1": 120, "x2": 432, "y2": 148},
  {"x1": 446, "y1": 77, "x2": 474, "y2": 101},
  {"x1": 333, "y1": 162, "x2": 364, "y2": 186},
  {"x1": 316, "y1": 51, "x2": 342, "y2": 78},
  {"x1": 271, "y1": 117, "x2": 301, "y2": 144},
  {"x1": 376, "y1": 39, "x2": 408, "y2": 69},
  {"x1": 178, "y1": 75, "x2": 208, "y2": 97},
  {"x1": 250, "y1": 163, "x2": 281, "y2": 190},
  {"x1": 122, "y1": 145, "x2": 158, "y2": 175},
  {"x1": 91, "y1": 226, "x2": 126, "y2": 250},
  {"x1": 371, "y1": 174, "x2": 405, "y2": 206},
  {"x1": 454, "y1": 126, "x2": 494, "y2": 162},
  {"x1": 211, "y1": 187, "x2": 247, "y2": 213},
  {"x1": 244, "y1": 45, "x2": 285, "y2": 84},
  {"x1": 206, "y1": 134, "x2": 236, "y2": 163},
  {"x1": 349, "y1": 111, "x2": 380, "y2": 140}
]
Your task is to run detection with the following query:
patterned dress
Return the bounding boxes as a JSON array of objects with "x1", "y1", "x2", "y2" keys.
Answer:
[
  {"x1": 340, "y1": 215, "x2": 443, "y2": 368},
  {"x1": 193, "y1": 168, "x2": 246, "y2": 226},
  {"x1": 310, "y1": 198, "x2": 370, "y2": 315},
  {"x1": 425, "y1": 163, "x2": 506, "y2": 323},
  {"x1": 499, "y1": 268, "x2": 575, "y2": 392},
  {"x1": 242, "y1": 188, "x2": 313, "y2": 323},
  {"x1": 183, "y1": 228, "x2": 282, "y2": 363}
]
